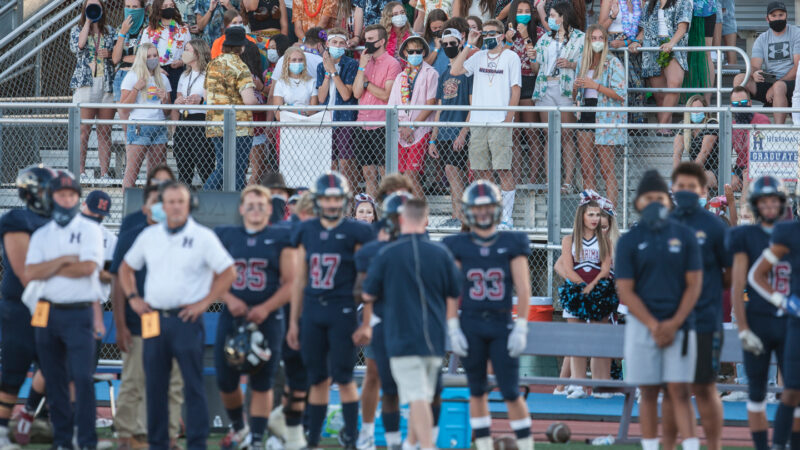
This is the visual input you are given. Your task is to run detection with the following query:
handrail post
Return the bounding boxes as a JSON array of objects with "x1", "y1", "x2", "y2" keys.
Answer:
[
  {"x1": 385, "y1": 107, "x2": 399, "y2": 174},
  {"x1": 718, "y1": 109, "x2": 732, "y2": 193},
  {"x1": 222, "y1": 108, "x2": 236, "y2": 191},
  {"x1": 716, "y1": 49, "x2": 722, "y2": 107},
  {"x1": 546, "y1": 110, "x2": 562, "y2": 301},
  {"x1": 67, "y1": 106, "x2": 81, "y2": 176},
  {"x1": 624, "y1": 49, "x2": 630, "y2": 107}
]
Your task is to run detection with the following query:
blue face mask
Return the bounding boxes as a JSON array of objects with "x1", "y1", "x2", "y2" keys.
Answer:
[
  {"x1": 639, "y1": 201, "x2": 669, "y2": 230},
  {"x1": 699, "y1": 196, "x2": 707, "y2": 208},
  {"x1": 548, "y1": 17, "x2": 560, "y2": 31},
  {"x1": 329, "y1": 46, "x2": 345, "y2": 59},
  {"x1": 690, "y1": 112, "x2": 705, "y2": 123},
  {"x1": 124, "y1": 7, "x2": 146, "y2": 35},
  {"x1": 52, "y1": 202, "x2": 80, "y2": 227},
  {"x1": 289, "y1": 62, "x2": 305, "y2": 74},
  {"x1": 516, "y1": 13, "x2": 532, "y2": 24},
  {"x1": 150, "y1": 202, "x2": 166, "y2": 223},
  {"x1": 407, "y1": 53, "x2": 423, "y2": 66}
]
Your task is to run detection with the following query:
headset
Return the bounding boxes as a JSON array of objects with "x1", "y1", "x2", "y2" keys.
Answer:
[{"x1": 157, "y1": 181, "x2": 199, "y2": 212}]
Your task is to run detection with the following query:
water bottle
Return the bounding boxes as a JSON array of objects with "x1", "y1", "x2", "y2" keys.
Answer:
[
  {"x1": 213, "y1": 415, "x2": 223, "y2": 428},
  {"x1": 586, "y1": 435, "x2": 615, "y2": 446}
]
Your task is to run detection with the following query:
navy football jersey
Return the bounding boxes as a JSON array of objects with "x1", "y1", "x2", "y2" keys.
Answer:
[
  {"x1": 727, "y1": 224, "x2": 790, "y2": 317},
  {"x1": 0, "y1": 209, "x2": 49, "y2": 301},
  {"x1": 442, "y1": 231, "x2": 530, "y2": 311},
  {"x1": 770, "y1": 221, "x2": 800, "y2": 297},
  {"x1": 355, "y1": 240, "x2": 388, "y2": 316},
  {"x1": 216, "y1": 225, "x2": 292, "y2": 306},
  {"x1": 291, "y1": 218, "x2": 375, "y2": 301}
]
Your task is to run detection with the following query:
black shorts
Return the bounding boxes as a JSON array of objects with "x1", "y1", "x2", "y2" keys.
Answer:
[
  {"x1": 703, "y1": 14, "x2": 716, "y2": 38},
  {"x1": 694, "y1": 330, "x2": 723, "y2": 384},
  {"x1": 753, "y1": 80, "x2": 795, "y2": 107},
  {"x1": 437, "y1": 140, "x2": 469, "y2": 171},
  {"x1": 578, "y1": 98, "x2": 598, "y2": 127},
  {"x1": 355, "y1": 127, "x2": 386, "y2": 167},
  {"x1": 520, "y1": 75, "x2": 536, "y2": 100}
]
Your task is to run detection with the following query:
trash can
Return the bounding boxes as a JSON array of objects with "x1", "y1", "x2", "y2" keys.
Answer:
[{"x1": 514, "y1": 297, "x2": 559, "y2": 378}]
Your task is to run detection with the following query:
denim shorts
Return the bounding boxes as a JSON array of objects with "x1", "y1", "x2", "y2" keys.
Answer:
[
  {"x1": 126, "y1": 125, "x2": 168, "y2": 146},
  {"x1": 113, "y1": 70, "x2": 129, "y2": 103}
]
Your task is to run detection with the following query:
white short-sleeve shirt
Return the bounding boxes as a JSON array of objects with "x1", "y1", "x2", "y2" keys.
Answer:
[
  {"x1": 274, "y1": 77, "x2": 318, "y2": 106},
  {"x1": 99, "y1": 224, "x2": 118, "y2": 303},
  {"x1": 26, "y1": 215, "x2": 104, "y2": 304},
  {"x1": 124, "y1": 217, "x2": 234, "y2": 309},
  {"x1": 177, "y1": 70, "x2": 207, "y2": 115},
  {"x1": 120, "y1": 71, "x2": 173, "y2": 121},
  {"x1": 463, "y1": 49, "x2": 522, "y2": 123}
]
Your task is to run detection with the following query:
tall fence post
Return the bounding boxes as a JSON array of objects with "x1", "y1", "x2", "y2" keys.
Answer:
[
  {"x1": 67, "y1": 106, "x2": 81, "y2": 176},
  {"x1": 222, "y1": 108, "x2": 236, "y2": 192},
  {"x1": 385, "y1": 107, "x2": 399, "y2": 174},
  {"x1": 546, "y1": 110, "x2": 562, "y2": 300},
  {"x1": 718, "y1": 109, "x2": 732, "y2": 194}
]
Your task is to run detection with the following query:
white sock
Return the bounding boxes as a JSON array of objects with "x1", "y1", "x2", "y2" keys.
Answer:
[
  {"x1": 360, "y1": 422, "x2": 374, "y2": 436},
  {"x1": 386, "y1": 431, "x2": 402, "y2": 446},
  {"x1": 516, "y1": 436, "x2": 534, "y2": 450},
  {"x1": 402, "y1": 440, "x2": 417, "y2": 450},
  {"x1": 475, "y1": 436, "x2": 494, "y2": 450},
  {"x1": 641, "y1": 438, "x2": 660, "y2": 450},
  {"x1": 682, "y1": 437, "x2": 699, "y2": 450},
  {"x1": 432, "y1": 426, "x2": 439, "y2": 444},
  {"x1": 501, "y1": 190, "x2": 516, "y2": 224},
  {"x1": 286, "y1": 425, "x2": 306, "y2": 445}
]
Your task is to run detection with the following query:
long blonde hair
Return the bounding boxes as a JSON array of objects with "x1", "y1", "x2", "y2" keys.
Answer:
[
  {"x1": 381, "y1": 1, "x2": 410, "y2": 36},
  {"x1": 571, "y1": 201, "x2": 610, "y2": 263},
  {"x1": 280, "y1": 47, "x2": 312, "y2": 82},
  {"x1": 577, "y1": 24, "x2": 609, "y2": 81},
  {"x1": 131, "y1": 43, "x2": 166, "y2": 91},
  {"x1": 682, "y1": 94, "x2": 712, "y2": 151}
]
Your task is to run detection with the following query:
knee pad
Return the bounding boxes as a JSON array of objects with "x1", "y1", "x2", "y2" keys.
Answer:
[
  {"x1": 747, "y1": 400, "x2": 768, "y2": 413},
  {"x1": 286, "y1": 391, "x2": 307, "y2": 408}
]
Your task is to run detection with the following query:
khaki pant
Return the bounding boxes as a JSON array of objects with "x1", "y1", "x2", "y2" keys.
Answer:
[{"x1": 114, "y1": 336, "x2": 184, "y2": 438}]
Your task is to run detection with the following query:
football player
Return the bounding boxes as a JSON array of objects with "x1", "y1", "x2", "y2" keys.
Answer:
[{"x1": 442, "y1": 181, "x2": 533, "y2": 450}]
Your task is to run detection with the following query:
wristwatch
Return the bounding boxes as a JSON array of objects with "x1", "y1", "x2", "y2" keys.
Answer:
[
  {"x1": 363, "y1": 81, "x2": 369, "y2": 89},
  {"x1": 126, "y1": 292, "x2": 140, "y2": 301}
]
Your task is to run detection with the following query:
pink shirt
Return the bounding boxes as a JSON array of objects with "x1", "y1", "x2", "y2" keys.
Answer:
[
  {"x1": 388, "y1": 63, "x2": 440, "y2": 146},
  {"x1": 358, "y1": 51, "x2": 402, "y2": 129}
]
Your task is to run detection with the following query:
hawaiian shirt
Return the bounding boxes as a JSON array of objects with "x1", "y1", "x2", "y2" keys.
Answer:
[
  {"x1": 69, "y1": 24, "x2": 117, "y2": 92},
  {"x1": 352, "y1": 0, "x2": 391, "y2": 27},
  {"x1": 575, "y1": 53, "x2": 627, "y2": 146},
  {"x1": 532, "y1": 28, "x2": 584, "y2": 101},
  {"x1": 194, "y1": 0, "x2": 241, "y2": 45},
  {"x1": 292, "y1": 0, "x2": 338, "y2": 34},
  {"x1": 639, "y1": 0, "x2": 692, "y2": 78},
  {"x1": 205, "y1": 53, "x2": 256, "y2": 137}
]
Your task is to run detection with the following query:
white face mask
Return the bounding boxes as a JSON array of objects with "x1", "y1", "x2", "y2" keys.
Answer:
[
  {"x1": 591, "y1": 41, "x2": 605, "y2": 53},
  {"x1": 267, "y1": 48, "x2": 279, "y2": 63},
  {"x1": 391, "y1": 14, "x2": 407, "y2": 27}
]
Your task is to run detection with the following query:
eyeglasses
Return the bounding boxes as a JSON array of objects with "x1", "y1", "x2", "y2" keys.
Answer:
[
  {"x1": 443, "y1": 41, "x2": 460, "y2": 48},
  {"x1": 731, "y1": 100, "x2": 750, "y2": 107},
  {"x1": 481, "y1": 30, "x2": 499, "y2": 37},
  {"x1": 405, "y1": 49, "x2": 424, "y2": 54}
]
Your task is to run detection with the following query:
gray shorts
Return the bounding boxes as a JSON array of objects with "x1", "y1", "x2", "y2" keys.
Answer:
[
  {"x1": 389, "y1": 355, "x2": 441, "y2": 404},
  {"x1": 624, "y1": 315, "x2": 697, "y2": 385}
]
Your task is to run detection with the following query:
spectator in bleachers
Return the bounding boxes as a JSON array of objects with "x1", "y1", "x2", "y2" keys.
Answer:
[
  {"x1": 119, "y1": 43, "x2": 172, "y2": 189},
  {"x1": 428, "y1": 24, "x2": 471, "y2": 227},
  {"x1": 241, "y1": 0, "x2": 289, "y2": 60},
  {"x1": 291, "y1": 0, "x2": 338, "y2": 39},
  {"x1": 733, "y1": 1, "x2": 800, "y2": 125},
  {"x1": 719, "y1": 0, "x2": 737, "y2": 65},
  {"x1": 417, "y1": 6, "x2": 449, "y2": 38},
  {"x1": 506, "y1": 0, "x2": 541, "y2": 185},
  {"x1": 142, "y1": 0, "x2": 193, "y2": 101},
  {"x1": 533, "y1": 0, "x2": 550, "y2": 34},
  {"x1": 210, "y1": 10, "x2": 258, "y2": 58},
  {"x1": 672, "y1": 94, "x2": 719, "y2": 190},
  {"x1": 685, "y1": 0, "x2": 717, "y2": 103},
  {"x1": 422, "y1": 9, "x2": 449, "y2": 74},
  {"x1": 70, "y1": 0, "x2": 116, "y2": 183},
  {"x1": 317, "y1": 29, "x2": 360, "y2": 194},
  {"x1": 531, "y1": 2, "x2": 584, "y2": 194},
  {"x1": 598, "y1": 0, "x2": 644, "y2": 124},
  {"x1": 172, "y1": 39, "x2": 213, "y2": 186},
  {"x1": 354, "y1": 24, "x2": 403, "y2": 198},
  {"x1": 272, "y1": 47, "x2": 319, "y2": 119},
  {"x1": 382, "y1": 2, "x2": 412, "y2": 57},
  {"x1": 349, "y1": 0, "x2": 392, "y2": 47},
  {"x1": 204, "y1": 27, "x2": 260, "y2": 191},
  {"x1": 451, "y1": 19, "x2": 521, "y2": 229},
  {"x1": 387, "y1": 35, "x2": 440, "y2": 199},
  {"x1": 453, "y1": 0, "x2": 492, "y2": 23},
  {"x1": 195, "y1": 0, "x2": 242, "y2": 45},
  {"x1": 176, "y1": 0, "x2": 201, "y2": 37},
  {"x1": 573, "y1": 24, "x2": 625, "y2": 208},
  {"x1": 113, "y1": 0, "x2": 147, "y2": 137},
  {"x1": 239, "y1": 41, "x2": 271, "y2": 182},
  {"x1": 353, "y1": 193, "x2": 379, "y2": 222},
  {"x1": 272, "y1": 27, "x2": 325, "y2": 84},
  {"x1": 732, "y1": 87, "x2": 769, "y2": 192},
  {"x1": 628, "y1": 0, "x2": 691, "y2": 133}
]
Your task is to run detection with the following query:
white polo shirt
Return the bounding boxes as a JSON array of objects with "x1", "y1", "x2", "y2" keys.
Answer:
[
  {"x1": 99, "y1": 224, "x2": 118, "y2": 304},
  {"x1": 26, "y1": 215, "x2": 104, "y2": 304},
  {"x1": 124, "y1": 217, "x2": 234, "y2": 309}
]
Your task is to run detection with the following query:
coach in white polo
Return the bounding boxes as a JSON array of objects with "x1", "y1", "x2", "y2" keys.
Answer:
[{"x1": 119, "y1": 181, "x2": 236, "y2": 450}]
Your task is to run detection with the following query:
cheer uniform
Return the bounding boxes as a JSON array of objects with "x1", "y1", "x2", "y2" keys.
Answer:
[{"x1": 559, "y1": 235, "x2": 618, "y2": 321}]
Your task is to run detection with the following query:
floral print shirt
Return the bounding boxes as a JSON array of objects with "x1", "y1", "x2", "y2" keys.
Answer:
[
  {"x1": 575, "y1": 53, "x2": 627, "y2": 146},
  {"x1": 69, "y1": 24, "x2": 117, "y2": 92},
  {"x1": 639, "y1": 0, "x2": 692, "y2": 78},
  {"x1": 532, "y1": 28, "x2": 584, "y2": 101}
]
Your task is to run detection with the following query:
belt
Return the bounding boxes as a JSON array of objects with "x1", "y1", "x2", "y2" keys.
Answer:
[
  {"x1": 154, "y1": 308, "x2": 183, "y2": 317},
  {"x1": 42, "y1": 300, "x2": 94, "y2": 310},
  {"x1": 462, "y1": 309, "x2": 512, "y2": 319}
]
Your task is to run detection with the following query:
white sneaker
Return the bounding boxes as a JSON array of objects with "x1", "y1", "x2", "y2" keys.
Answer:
[
  {"x1": 567, "y1": 386, "x2": 587, "y2": 399},
  {"x1": 356, "y1": 430, "x2": 375, "y2": 450},
  {"x1": 767, "y1": 392, "x2": 779, "y2": 403},
  {"x1": 592, "y1": 392, "x2": 614, "y2": 399},
  {"x1": 220, "y1": 425, "x2": 252, "y2": 449},
  {"x1": 268, "y1": 406, "x2": 287, "y2": 440},
  {"x1": 284, "y1": 425, "x2": 306, "y2": 450},
  {"x1": 553, "y1": 387, "x2": 569, "y2": 396},
  {"x1": 721, "y1": 391, "x2": 749, "y2": 402},
  {"x1": 265, "y1": 436, "x2": 284, "y2": 450}
]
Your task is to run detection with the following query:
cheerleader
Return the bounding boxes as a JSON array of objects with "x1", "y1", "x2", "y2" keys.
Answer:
[{"x1": 555, "y1": 190, "x2": 618, "y2": 399}]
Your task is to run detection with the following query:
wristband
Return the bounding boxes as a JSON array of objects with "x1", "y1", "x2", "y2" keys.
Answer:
[
  {"x1": 428, "y1": 140, "x2": 437, "y2": 144},
  {"x1": 358, "y1": 66, "x2": 366, "y2": 71},
  {"x1": 465, "y1": 43, "x2": 475, "y2": 49},
  {"x1": 118, "y1": 33, "x2": 128, "y2": 39},
  {"x1": 324, "y1": 72, "x2": 331, "y2": 78},
  {"x1": 433, "y1": 47, "x2": 439, "y2": 52}
]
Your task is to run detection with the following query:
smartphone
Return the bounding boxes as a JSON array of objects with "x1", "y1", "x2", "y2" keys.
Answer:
[{"x1": 762, "y1": 71, "x2": 777, "y2": 84}]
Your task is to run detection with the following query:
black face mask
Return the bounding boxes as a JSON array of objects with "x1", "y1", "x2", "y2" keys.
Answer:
[
  {"x1": 769, "y1": 19, "x2": 787, "y2": 32},
  {"x1": 443, "y1": 45, "x2": 460, "y2": 59},
  {"x1": 639, "y1": 202, "x2": 669, "y2": 230},
  {"x1": 364, "y1": 40, "x2": 381, "y2": 54},
  {"x1": 673, "y1": 191, "x2": 700, "y2": 215},
  {"x1": 161, "y1": 7, "x2": 178, "y2": 20},
  {"x1": 52, "y1": 203, "x2": 80, "y2": 227},
  {"x1": 433, "y1": 29, "x2": 443, "y2": 38}
]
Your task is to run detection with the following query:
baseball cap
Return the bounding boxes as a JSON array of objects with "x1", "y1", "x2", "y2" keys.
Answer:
[
  {"x1": 85, "y1": 190, "x2": 111, "y2": 216},
  {"x1": 768, "y1": 1, "x2": 787, "y2": 14},
  {"x1": 49, "y1": 170, "x2": 82, "y2": 196}
]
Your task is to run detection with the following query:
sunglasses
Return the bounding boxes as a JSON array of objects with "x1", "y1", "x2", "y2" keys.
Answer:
[
  {"x1": 481, "y1": 30, "x2": 499, "y2": 36},
  {"x1": 731, "y1": 100, "x2": 750, "y2": 107},
  {"x1": 406, "y1": 49, "x2": 424, "y2": 54},
  {"x1": 443, "y1": 41, "x2": 460, "y2": 47}
]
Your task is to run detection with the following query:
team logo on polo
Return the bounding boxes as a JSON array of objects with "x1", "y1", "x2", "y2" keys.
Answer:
[
  {"x1": 695, "y1": 230, "x2": 707, "y2": 245},
  {"x1": 668, "y1": 238, "x2": 682, "y2": 253}
]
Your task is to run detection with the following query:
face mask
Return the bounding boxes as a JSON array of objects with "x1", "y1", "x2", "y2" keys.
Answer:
[
  {"x1": 734, "y1": 112, "x2": 754, "y2": 124},
  {"x1": 443, "y1": 45, "x2": 460, "y2": 59},
  {"x1": 673, "y1": 191, "x2": 700, "y2": 213},
  {"x1": 690, "y1": 112, "x2": 705, "y2": 123},
  {"x1": 591, "y1": 41, "x2": 605, "y2": 53},
  {"x1": 483, "y1": 36, "x2": 498, "y2": 50},
  {"x1": 407, "y1": 53, "x2": 423, "y2": 66},
  {"x1": 698, "y1": 196, "x2": 707, "y2": 208},
  {"x1": 81, "y1": 213, "x2": 103, "y2": 224},
  {"x1": 391, "y1": 15, "x2": 407, "y2": 27},
  {"x1": 364, "y1": 40, "x2": 381, "y2": 54},
  {"x1": 769, "y1": 19, "x2": 787, "y2": 32},
  {"x1": 52, "y1": 203, "x2": 80, "y2": 227},
  {"x1": 639, "y1": 201, "x2": 669, "y2": 230},
  {"x1": 181, "y1": 51, "x2": 195, "y2": 64},
  {"x1": 161, "y1": 7, "x2": 178, "y2": 20},
  {"x1": 548, "y1": 17, "x2": 560, "y2": 31},
  {"x1": 267, "y1": 49, "x2": 279, "y2": 63},
  {"x1": 516, "y1": 13, "x2": 532, "y2": 24},
  {"x1": 146, "y1": 57, "x2": 160, "y2": 71},
  {"x1": 289, "y1": 62, "x2": 305, "y2": 74},
  {"x1": 124, "y1": 8, "x2": 146, "y2": 35},
  {"x1": 150, "y1": 202, "x2": 166, "y2": 223},
  {"x1": 329, "y1": 46, "x2": 345, "y2": 59}
]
